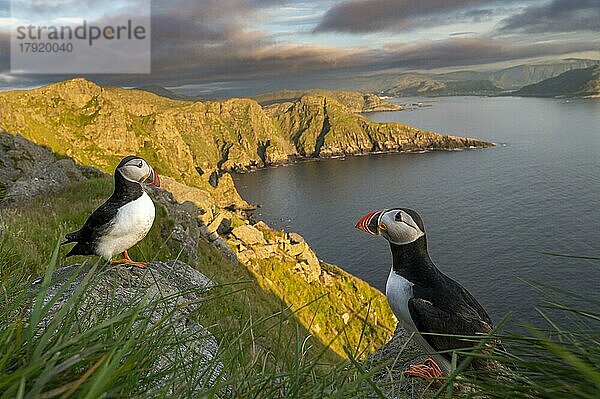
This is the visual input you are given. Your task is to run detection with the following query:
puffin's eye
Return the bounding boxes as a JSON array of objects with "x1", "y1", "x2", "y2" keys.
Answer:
[
  {"x1": 137, "y1": 161, "x2": 143, "y2": 168},
  {"x1": 395, "y1": 212, "x2": 403, "y2": 222}
]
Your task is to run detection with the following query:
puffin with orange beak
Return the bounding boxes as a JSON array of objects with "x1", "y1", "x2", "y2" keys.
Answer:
[
  {"x1": 63, "y1": 155, "x2": 161, "y2": 268},
  {"x1": 356, "y1": 208, "x2": 497, "y2": 380}
]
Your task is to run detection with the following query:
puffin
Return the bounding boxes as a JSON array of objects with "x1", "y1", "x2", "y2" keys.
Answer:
[
  {"x1": 356, "y1": 208, "x2": 499, "y2": 380},
  {"x1": 62, "y1": 155, "x2": 161, "y2": 268}
]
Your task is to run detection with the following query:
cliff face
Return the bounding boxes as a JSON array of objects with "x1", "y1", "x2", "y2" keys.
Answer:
[
  {"x1": 0, "y1": 79, "x2": 490, "y2": 204},
  {"x1": 267, "y1": 95, "x2": 489, "y2": 158}
]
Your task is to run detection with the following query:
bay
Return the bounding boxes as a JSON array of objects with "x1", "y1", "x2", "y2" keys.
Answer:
[{"x1": 234, "y1": 96, "x2": 600, "y2": 324}]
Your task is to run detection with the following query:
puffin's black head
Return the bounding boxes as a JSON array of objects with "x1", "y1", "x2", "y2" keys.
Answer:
[
  {"x1": 116, "y1": 155, "x2": 161, "y2": 187},
  {"x1": 355, "y1": 208, "x2": 425, "y2": 245}
]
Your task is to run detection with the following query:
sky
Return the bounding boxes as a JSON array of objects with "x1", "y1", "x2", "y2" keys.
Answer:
[{"x1": 0, "y1": 0, "x2": 599, "y2": 93}]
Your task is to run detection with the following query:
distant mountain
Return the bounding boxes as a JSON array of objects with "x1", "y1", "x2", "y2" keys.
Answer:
[
  {"x1": 487, "y1": 59, "x2": 600, "y2": 90},
  {"x1": 512, "y1": 66, "x2": 600, "y2": 98},
  {"x1": 329, "y1": 59, "x2": 600, "y2": 97},
  {"x1": 383, "y1": 79, "x2": 501, "y2": 97},
  {"x1": 253, "y1": 89, "x2": 402, "y2": 112}
]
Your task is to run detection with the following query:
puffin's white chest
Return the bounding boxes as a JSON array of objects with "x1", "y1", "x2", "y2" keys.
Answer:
[
  {"x1": 386, "y1": 268, "x2": 451, "y2": 372},
  {"x1": 386, "y1": 269, "x2": 416, "y2": 332},
  {"x1": 96, "y1": 192, "x2": 155, "y2": 260}
]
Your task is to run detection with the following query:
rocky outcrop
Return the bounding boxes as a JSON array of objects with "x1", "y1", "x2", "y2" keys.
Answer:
[
  {"x1": 232, "y1": 224, "x2": 267, "y2": 246},
  {"x1": 31, "y1": 260, "x2": 224, "y2": 396},
  {"x1": 222, "y1": 217, "x2": 396, "y2": 357},
  {"x1": 227, "y1": 223, "x2": 323, "y2": 283},
  {"x1": 0, "y1": 131, "x2": 103, "y2": 204}
]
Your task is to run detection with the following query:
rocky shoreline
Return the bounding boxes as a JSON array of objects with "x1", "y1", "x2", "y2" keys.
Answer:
[{"x1": 232, "y1": 142, "x2": 493, "y2": 176}]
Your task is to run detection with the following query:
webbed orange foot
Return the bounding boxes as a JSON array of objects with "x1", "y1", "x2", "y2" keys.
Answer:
[
  {"x1": 403, "y1": 356, "x2": 444, "y2": 381},
  {"x1": 110, "y1": 250, "x2": 148, "y2": 269}
]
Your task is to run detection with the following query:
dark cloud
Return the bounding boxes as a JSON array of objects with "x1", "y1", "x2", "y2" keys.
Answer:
[
  {"x1": 145, "y1": 0, "x2": 364, "y2": 83},
  {"x1": 314, "y1": 0, "x2": 505, "y2": 33},
  {"x1": 0, "y1": 0, "x2": 598, "y2": 91},
  {"x1": 499, "y1": 0, "x2": 600, "y2": 33},
  {"x1": 1, "y1": 0, "x2": 360, "y2": 85},
  {"x1": 377, "y1": 38, "x2": 600, "y2": 70}
]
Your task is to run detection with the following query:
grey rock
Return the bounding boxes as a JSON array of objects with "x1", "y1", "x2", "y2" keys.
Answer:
[
  {"x1": 208, "y1": 171, "x2": 219, "y2": 188},
  {"x1": 171, "y1": 224, "x2": 199, "y2": 261},
  {"x1": 208, "y1": 231, "x2": 220, "y2": 242},
  {"x1": 217, "y1": 218, "x2": 232, "y2": 235},
  {"x1": 31, "y1": 260, "x2": 226, "y2": 396},
  {"x1": 367, "y1": 324, "x2": 430, "y2": 398},
  {"x1": 0, "y1": 131, "x2": 103, "y2": 205},
  {"x1": 211, "y1": 236, "x2": 238, "y2": 264}
]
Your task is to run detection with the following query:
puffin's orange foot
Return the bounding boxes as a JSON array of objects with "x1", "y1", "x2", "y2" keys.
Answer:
[
  {"x1": 404, "y1": 356, "x2": 444, "y2": 381},
  {"x1": 110, "y1": 251, "x2": 148, "y2": 269},
  {"x1": 110, "y1": 259, "x2": 148, "y2": 268}
]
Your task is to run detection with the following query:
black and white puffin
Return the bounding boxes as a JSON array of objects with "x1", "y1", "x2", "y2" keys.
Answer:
[
  {"x1": 62, "y1": 155, "x2": 161, "y2": 268},
  {"x1": 356, "y1": 208, "x2": 497, "y2": 380}
]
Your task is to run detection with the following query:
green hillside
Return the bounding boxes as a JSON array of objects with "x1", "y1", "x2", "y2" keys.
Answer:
[
  {"x1": 0, "y1": 78, "x2": 489, "y2": 207},
  {"x1": 513, "y1": 65, "x2": 600, "y2": 98}
]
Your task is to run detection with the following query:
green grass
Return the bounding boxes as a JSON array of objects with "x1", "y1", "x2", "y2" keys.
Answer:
[
  {"x1": 0, "y1": 245, "x2": 385, "y2": 397},
  {"x1": 0, "y1": 247, "x2": 225, "y2": 398},
  {"x1": 435, "y1": 281, "x2": 600, "y2": 399}
]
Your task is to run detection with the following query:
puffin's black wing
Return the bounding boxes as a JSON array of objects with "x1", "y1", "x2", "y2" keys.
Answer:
[
  {"x1": 408, "y1": 297, "x2": 493, "y2": 362},
  {"x1": 455, "y1": 283, "x2": 493, "y2": 327},
  {"x1": 63, "y1": 201, "x2": 118, "y2": 256}
]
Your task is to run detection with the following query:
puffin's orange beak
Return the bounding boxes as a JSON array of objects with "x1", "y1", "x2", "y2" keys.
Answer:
[
  {"x1": 149, "y1": 168, "x2": 161, "y2": 187},
  {"x1": 355, "y1": 210, "x2": 383, "y2": 235}
]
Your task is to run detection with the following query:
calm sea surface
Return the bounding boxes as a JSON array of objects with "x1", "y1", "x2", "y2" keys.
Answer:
[{"x1": 234, "y1": 97, "x2": 600, "y2": 324}]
